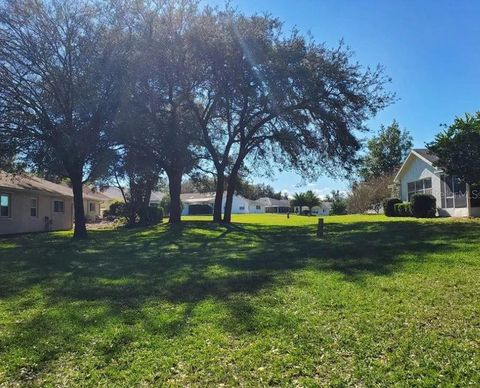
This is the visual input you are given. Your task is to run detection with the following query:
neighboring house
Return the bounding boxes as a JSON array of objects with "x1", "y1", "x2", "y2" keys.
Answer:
[
  {"x1": 293, "y1": 202, "x2": 332, "y2": 216},
  {"x1": 82, "y1": 188, "x2": 109, "y2": 222},
  {"x1": 180, "y1": 192, "x2": 251, "y2": 215},
  {"x1": 0, "y1": 171, "x2": 106, "y2": 235},
  {"x1": 99, "y1": 186, "x2": 126, "y2": 214},
  {"x1": 393, "y1": 148, "x2": 480, "y2": 217},
  {"x1": 312, "y1": 202, "x2": 332, "y2": 216},
  {"x1": 251, "y1": 197, "x2": 291, "y2": 213},
  {"x1": 149, "y1": 191, "x2": 166, "y2": 207}
]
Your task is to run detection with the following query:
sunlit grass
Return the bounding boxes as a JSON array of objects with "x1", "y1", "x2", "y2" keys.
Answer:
[{"x1": 0, "y1": 214, "x2": 479, "y2": 385}]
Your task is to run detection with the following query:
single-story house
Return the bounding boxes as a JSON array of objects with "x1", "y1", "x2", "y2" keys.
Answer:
[
  {"x1": 99, "y1": 186, "x2": 126, "y2": 213},
  {"x1": 250, "y1": 197, "x2": 291, "y2": 213},
  {"x1": 0, "y1": 171, "x2": 106, "y2": 235},
  {"x1": 393, "y1": 148, "x2": 480, "y2": 217},
  {"x1": 293, "y1": 202, "x2": 332, "y2": 216},
  {"x1": 149, "y1": 191, "x2": 166, "y2": 207},
  {"x1": 180, "y1": 192, "x2": 251, "y2": 215}
]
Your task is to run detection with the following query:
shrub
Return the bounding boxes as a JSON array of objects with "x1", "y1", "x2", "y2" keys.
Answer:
[
  {"x1": 383, "y1": 198, "x2": 402, "y2": 217},
  {"x1": 394, "y1": 202, "x2": 412, "y2": 217},
  {"x1": 146, "y1": 206, "x2": 163, "y2": 225},
  {"x1": 411, "y1": 194, "x2": 436, "y2": 218},
  {"x1": 104, "y1": 201, "x2": 127, "y2": 218}
]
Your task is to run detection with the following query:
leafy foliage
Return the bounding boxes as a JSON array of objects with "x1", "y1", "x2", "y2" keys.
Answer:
[
  {"x1": 104, "y1": 201, "x2": 128, "y2": 219},
  {"x1": 304, "y1": 191, "x2": 321, "y2": 214},
  {"x1": 327, "y1": 190, "x2": 348, "y2": 215},
  {"x1": 291, "y1": 193, "x2": 307, "y2": 213},
  {"x1": 411, "y1": 194, "x2": 436, "y2": 218},
  {"x1": 359, "y1": 121, "x2": 413, "y2": 180},
  {"x1": 0, "y1": 0, "x2": 125, "y2": 237},
  {"x1": 188, "y1": 7, "x2": 393, "y2": 221},
  {"x1": 394, "y1": 202, "x2": 412, "y2": 217},
  {"x1": 427, "y1": 112, "x2": 480, "y2": 186},
  {"x1": 383, "y1": 198, "x2": 402, "y2": 217}
]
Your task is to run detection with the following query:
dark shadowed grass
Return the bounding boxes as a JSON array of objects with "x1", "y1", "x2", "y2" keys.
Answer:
[{"x1": 0, "y1": 214, "x2": 479, "y2": 385}]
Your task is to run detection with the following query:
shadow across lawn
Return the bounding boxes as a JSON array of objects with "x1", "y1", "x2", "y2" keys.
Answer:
[
  {"x1": 0, "y1": 218, "x2": 479, "y2": 382},
  {"x1": 1, "y1": 219, "x2": 478, "y2": 306}
]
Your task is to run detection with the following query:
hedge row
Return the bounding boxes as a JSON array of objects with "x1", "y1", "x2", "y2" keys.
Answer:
[{"x1": 384, "y1": 194, "x2": 436, "y2": 218}]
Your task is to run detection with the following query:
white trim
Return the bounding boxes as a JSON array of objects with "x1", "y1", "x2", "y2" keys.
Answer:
[{"x1": 394, "y1": 150, "x2": 436, "y2": 183}]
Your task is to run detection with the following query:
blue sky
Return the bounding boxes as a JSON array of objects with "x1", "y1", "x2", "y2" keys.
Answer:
[{"x1": 205, "y1": 0, "x2": 480, "y2": 197}]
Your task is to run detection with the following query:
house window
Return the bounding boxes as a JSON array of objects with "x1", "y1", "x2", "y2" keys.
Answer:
[
  {"x1": 441, "y1": 175, "x2": 467, "y2": 208},
  {"x1": 89, "y1": 202, "x2": 95, "y2": 212},
  {"x1": 30, "y1": 198, "x2": 38, "y2": 217},
  {"x1": 53, "y1": 200, "x2": 65, "y2": 213},
  {"x1": 239, "y1": 206, "x2": 245, "y2": 210},
  {"x1": 256, "y1": 205, "x2": 261, "y2": 210},
  {"x1": 0, "y1": 193, "x2": 11, "y2": 217},
  {"x1": 407, "y1": 178, "x2": 432, "y2": 201}
]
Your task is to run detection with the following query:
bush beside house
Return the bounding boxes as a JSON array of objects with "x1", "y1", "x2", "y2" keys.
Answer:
[
  {"x1": 411, "y1": 194, "x2": 436, "y2": 218},
  {"x1": 383, "y1": 198, "x2": 402, "y2": 217},
  {"x1": 394, "y1": 202, "x2": 412, "y2": 217}
]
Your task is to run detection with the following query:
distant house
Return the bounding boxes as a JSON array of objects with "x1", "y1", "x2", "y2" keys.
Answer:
[
  {"x1": 293, "y1": 202, "x2": 332, "y2": 216},
  {"x1": 0, "y1": 171, "x2": 106, "y2": 235},
  {"x1": 98, "y1": 187, "x2": 293, "y2": 216},
  {"x1": 180, "y1": 192, "x2": 251, "y2": 215},
  {"x1": 250, "y1": 197, "x2": 291, "y2": 213},
  {"x1": 393, "y1": 148, "x2": 480, "y2": 217}
]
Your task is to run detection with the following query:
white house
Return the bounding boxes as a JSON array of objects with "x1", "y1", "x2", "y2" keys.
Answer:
[
  {"x1": 393, "y1": 148, "x2": 480, "y2": 217},
  {"x1": 249, "y1": 197, "x2": 291, "y2": 213},
  {"x1": 293, "y1": 202, "x2": 332, "y2": 216},
  {"x1": 180, "y1": 192, "x2": 251, "y2": 215}
]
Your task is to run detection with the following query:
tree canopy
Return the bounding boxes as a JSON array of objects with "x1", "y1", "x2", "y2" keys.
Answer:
[
  {"x1": 188, "y1": 8, "x2": 393, "y2": 222},
  {"x1": 0, "y1": 0, "x2": 125, "y2": 237},
  {"x1": 427, "y1": 112, "x2": 480, "y2": 185},
  {"x1": 0, "y1": 0, "x2": 394, "y2": 232},
  {"x1": 359, "y1": 120, "x2": 412, "y2": 180}
]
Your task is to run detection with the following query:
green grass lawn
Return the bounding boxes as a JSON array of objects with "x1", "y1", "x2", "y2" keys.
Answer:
[{"x1": 0, "y1": 214, "x2": 479, "y2": 385}]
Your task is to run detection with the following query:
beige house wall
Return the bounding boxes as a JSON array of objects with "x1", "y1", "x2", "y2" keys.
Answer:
[
  {"x1": 83, "y1": 199, "x2": 102, "y2": 222},
  {"x1": 0, "y1": 189, "x2": 73, "y2": 235}
]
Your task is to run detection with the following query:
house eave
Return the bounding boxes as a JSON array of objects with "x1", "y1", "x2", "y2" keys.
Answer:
[{"x1": 394, "y1": 149, "x2": 435, "y2": 183}]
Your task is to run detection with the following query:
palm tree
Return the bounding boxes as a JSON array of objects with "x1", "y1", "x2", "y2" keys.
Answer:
[
  {"x1": 304, "y1": 190, "x2": 321, "y2": 215},
  {"x1": 291, "y1": 192, "x2": 307, "y2": 214}
]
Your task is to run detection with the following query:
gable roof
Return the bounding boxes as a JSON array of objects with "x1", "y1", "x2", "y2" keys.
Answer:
[
  {"x1": 394, "y1": 149, "x2": 439, "y2": 182},
  {"x1": 254, "y1": 197, "x2": 290, "y2": 207},
  {"x1": 0, "y1": 171, "x2": 107, "y2": 201},
  {"x1": 412, "y1": 148, "x2": 438, "y2": 164}
]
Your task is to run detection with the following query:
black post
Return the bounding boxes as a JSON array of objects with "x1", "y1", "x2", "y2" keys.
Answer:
[{"x1": 317, "y1": 218, "x2": 324, "y2": 238}]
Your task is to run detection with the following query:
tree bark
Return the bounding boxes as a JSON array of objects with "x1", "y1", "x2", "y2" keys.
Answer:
[
  {"x1": 213, "y1": 170, "x2": 225, "y2": 222},
  {"x1": 223, "y1": 183, "x2": 235, "y2": 223},
  {"x1": 138, "y1": 185, "x2": 153, "y2": 225},
  {"x1": 223, "y1": 163, "x2": 241, "y2": 223},
  {"x1": 167, "y1": 168, "x2": 183, "y2": 224},
  {"x1": 71, "y1": 171, "x2": 87, "y2": 239}
]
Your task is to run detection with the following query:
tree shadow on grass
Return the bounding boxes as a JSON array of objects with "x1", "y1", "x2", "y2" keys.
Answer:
[{"x1": 0, "y1": 219, "x2": 479, "y2": 382}]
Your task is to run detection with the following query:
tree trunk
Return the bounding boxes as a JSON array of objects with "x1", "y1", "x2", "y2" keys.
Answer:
[
  {"x1": 213, "y1": 170, "x2": 225, "y2": 222},
  {"x1": 223, "y1": 183, "x2": 235, "y2": 223},
  {"x1": 223, "y1": 164, "x2": 241, "y2": 223},
  {"x1": 167, "y1": 169, "x2": 183, "y2": 224},
  {"x1": 71, "y1": 171, "x2": 87, "y2": 239},
  {"x1": 138, "y1": 186, "x2": 153, "y2": 225}
]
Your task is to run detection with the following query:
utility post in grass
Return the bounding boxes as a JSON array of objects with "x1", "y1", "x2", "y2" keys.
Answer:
[{"x1": 317, "y1": 218, "x2": 324, "y2": 238}]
